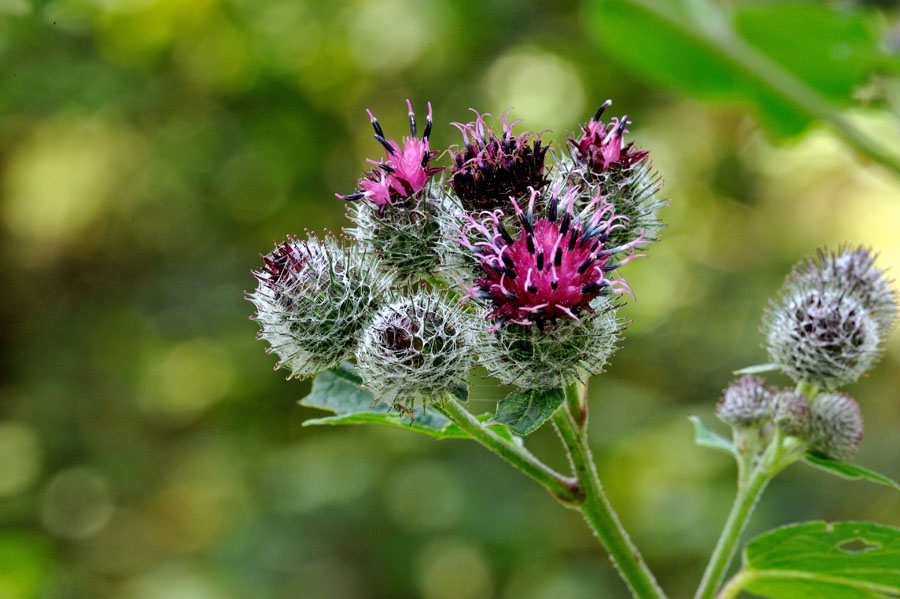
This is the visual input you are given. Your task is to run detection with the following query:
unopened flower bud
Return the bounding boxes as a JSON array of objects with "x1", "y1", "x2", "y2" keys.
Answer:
[
  {"x1": 248, "y1": 234, "x2": 387, "y2": 379},
  {"x1": 810, "y1": 393, "x2": 863, "y2": 461},
  {"x1": 765, "y1": 278, "x2": 883, "y2": 389},
  {"x1": 793, "y1": 247, "x2": 897, "y2": 334},
  {"x1": 356, "y1": 292, "x2": 473, "y2": 408},
  {"x1": 716, "y1": 375, "x2": 773, "y2": 427},
  {"x1": 772, "y1": 390, "x2": 811, "y2": 438}
]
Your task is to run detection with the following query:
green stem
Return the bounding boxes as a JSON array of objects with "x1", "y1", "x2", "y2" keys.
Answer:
[
  {"x1": 628, "y1": 0, "x2": 900, "y2": 177},
  {"x1": 439, "y1": 395, "x2": 581, "y2": 504},
  {"x1": 694, "y1": 464, "x2": 770, "y2": 599},
  {"x1": 695, "y1": 427, "x2": 804, "y2": 599},
  {"x1": 552, "y1": 404, "x2": 667, "y2": 599}
]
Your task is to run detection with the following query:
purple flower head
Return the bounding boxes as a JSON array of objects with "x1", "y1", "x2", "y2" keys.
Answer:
[
  {"x1": 456, "y1": 186, "x2": 642, "y2": 326},
  {"x1": 449, "y1": 109, "x2": 550, "y2": 213},
  {"x1": 570, "y1": 100, "x2": 648, "y2": 174},
  {"x1": 337, "y1": 100, "x2": 442, "y2": 212}
]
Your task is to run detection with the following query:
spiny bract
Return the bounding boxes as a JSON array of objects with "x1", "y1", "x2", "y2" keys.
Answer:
[
  {"x1": 764, "y1": 247, "x2": 896, "y2": 389},
  {"x1": 355, "y1": 291, "x2": 474, "y2": 408},
  {"x1": 249, "y1": 234, "x2": 388, "y2": 380}
]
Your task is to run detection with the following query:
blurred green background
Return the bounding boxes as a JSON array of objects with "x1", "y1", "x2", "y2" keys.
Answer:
[{"x1": 2, "y1": 0, "x2": 900, "y2": 597}]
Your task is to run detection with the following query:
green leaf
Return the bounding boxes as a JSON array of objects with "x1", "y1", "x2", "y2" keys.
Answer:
[
  {"x1": 803, "y1": 452, "x2": 900, "y2": 492},
  {"x1": 492, "y1": 388, "x2": 565, "y2": 436},
  {"x1": 689, "y1": 416, "x2": 736, "y2": 456},
  {"x1": 300, "y1": 364, "x2": 466, "y2": 440},
  {"x1": 732, "y1": 521, "x2": 900, "y2": 599},
  {"x1": 733, "y1": 363, "x2": 781, "y2": 375},
  {"x1": 583, "y1": 0, "x2": 892, "y2": 137}
]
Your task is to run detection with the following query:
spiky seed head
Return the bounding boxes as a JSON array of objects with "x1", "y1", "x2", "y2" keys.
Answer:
[
  {"x1": 765, "y1": 262, "x2": 885, "y2": 389},
  {"x1": 455, "y1": 186, "x2": 642, "y2": 326},
  {"x1": 248, "y1": 234, "x2": 387, "y2": 379},
  {"x1": 716, "y1": 375, "x2": 774, "y2": 427},
  {"x1": 449, "y1": 109, "x2": 549, "y2": 214},
  {"x1": 772, "y1": 390, "x2": 811, "y2": 438},
  {"x1": 558, "y1": 102, "x2": 666, "y2": 252},
  {"x1": 355, "y1": 292, "x2": 473, "y2": 408},
  {"x1": 476, "y1": 296, "x2": 621, "y2": 390},
  {"x1": 810, "y1": 392, "x2": 863, "y2": 461}
]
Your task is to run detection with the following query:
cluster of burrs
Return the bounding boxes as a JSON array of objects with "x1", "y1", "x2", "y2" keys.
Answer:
[
  {"x1": 249, "y1": 99, "x2": 667, "y2": 410},
  {"x1": 717, "y1": 247, "x2": 897, "y2": 461}
]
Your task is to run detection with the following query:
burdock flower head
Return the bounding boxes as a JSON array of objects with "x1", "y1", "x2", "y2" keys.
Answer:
[
  {"x1": 560, "y1": 101, "x2": 665, "y2": 251},
  {"x1": 455, "y1": 186, "x2": 639, "y2": 389},
  {"x1": 570, "y1": 100, "x2": 648, "y2": 174},
  {"x1": 458, "y1": 186, "x2": 640, "y2": 325},
  {"x1": 772, "y1": 389, "x2": 812, "y2": 438},
  {"x1": 764, "y1": 246, "x2": 897, "y2": 389},
  {"x1": 809, "y1": 392, "x2": 864, "y2": 461},
  {"x1": 449, "y1": 109, "x2": 550, "y2": 214},
  {"x1": 792, "y1": 246, "x2": 897, "y2": 333},
  {"x1": 355, "y1": 291, "x2": 472, "y2": 410},
  {"x1": 716, "y1": 375, "x2": 774, "y2": 428},
  {"x1": 337, "y1": 100, "x2": 441, "y2": 211},
  {"x1": 248, "y1": 234, "x2": 387, "y2": 380},
  {"x1": 339, "y1": 101, "x2": 445, "y2": 280}
]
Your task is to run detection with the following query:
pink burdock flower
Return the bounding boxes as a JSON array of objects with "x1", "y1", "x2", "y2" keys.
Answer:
[
  {"x1": 449, "y1": 109, "x2": 549, "y2": 213},
  {"x1": 569, "y1": 100, "x2": 648, "y2": 174},
  {"x1": 455, "y1": 186, "x2": 642, "y2": 326},
  {"x1": 559, "y1": 101, "x2": 665, "y2": 254},
  {"x1": 337, "y1": 100, "x2": 442, "y2": 212}
]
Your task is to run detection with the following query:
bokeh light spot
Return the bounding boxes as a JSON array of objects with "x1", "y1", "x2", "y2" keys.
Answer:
[
  {"x1": 485, "y1": 47, "x2": 586, "y2": 132},
  {"x1": 121, "y1": 562, "x2": 227, "y2": 599},
  {"x1": 417, "y1": 537, "x2": 493, "y2": 599},
  {"x1": 2, "y1": 116, "x2": 139, "y2": 256},
  {"x1": 138, "y1": 339, "x2": 234, "y2": 422},
  {"x1": 348, "y1": 0, "x2": 435, "y2": 72},
  {"x1": 39, "y1": 467, "x2": 114, "y2": 539}
]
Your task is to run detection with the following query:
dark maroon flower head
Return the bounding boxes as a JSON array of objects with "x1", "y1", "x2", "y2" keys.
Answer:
[
  {"x1": 337, "y1": 100, "x2": 442, "y2": 212},
  {"x1": 449, "y1": 110, "x2": 550, "y2": 213},
  {"x1": 569, "y1": 100, "x2": 648, "y2": 174},
  {"x1": 454, "y1": 187, "x2": 642, "y2": 326}
]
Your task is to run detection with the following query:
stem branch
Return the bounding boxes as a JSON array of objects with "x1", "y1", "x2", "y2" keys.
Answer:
[{"x1": 439, "y1": 395, "x2": 580, "y2": 504}]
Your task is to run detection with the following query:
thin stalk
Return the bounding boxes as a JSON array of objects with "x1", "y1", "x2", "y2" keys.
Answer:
[
  {"x1": 695, "y1": 429, "x2": 803, "y2": 599},
  {"x1": 693, "y1": 465, "x2": 770, "y2": 599},
  {"x1": 552, "y1": 404, "x2": 667, "y2": 599},
  {"x1": 439, "y1": 395, "x2": 581, "y2": 504}
]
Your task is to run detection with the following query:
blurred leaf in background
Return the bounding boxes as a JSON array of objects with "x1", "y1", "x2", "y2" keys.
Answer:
[{"x1": 0, "y1": 0, "x2": 899, "y2": 598}]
